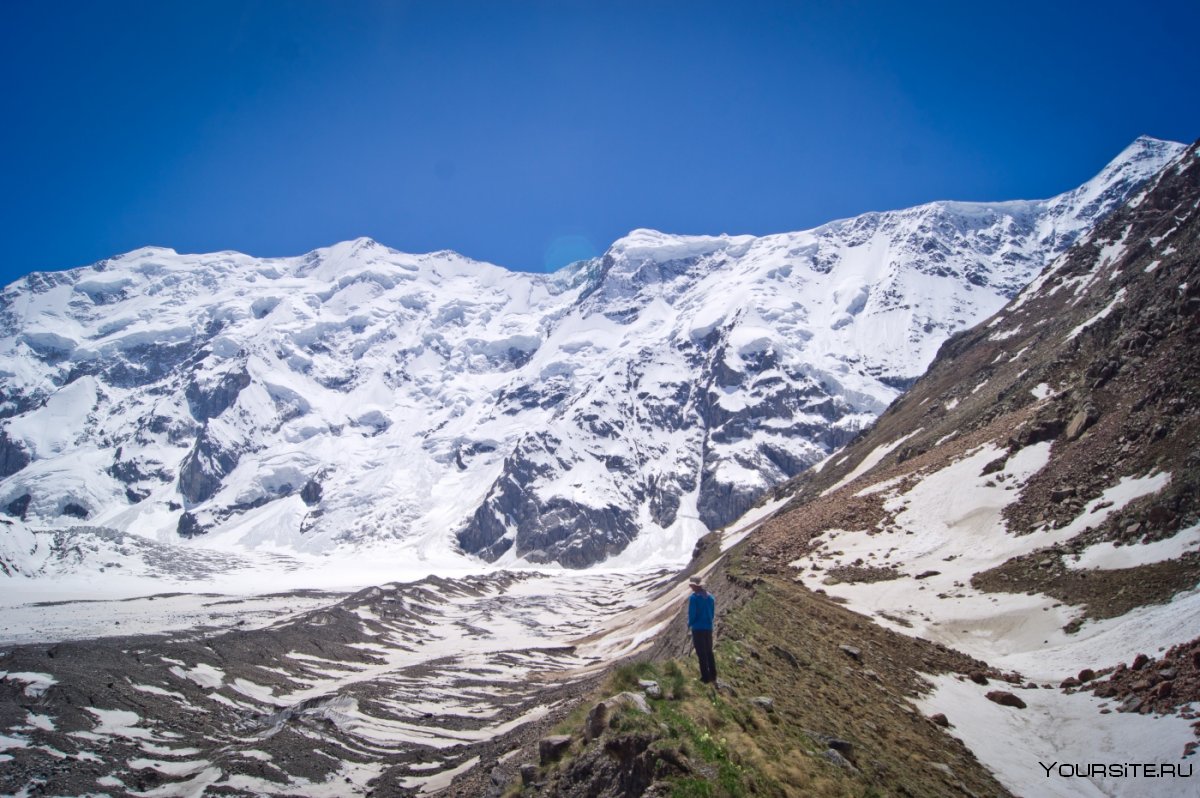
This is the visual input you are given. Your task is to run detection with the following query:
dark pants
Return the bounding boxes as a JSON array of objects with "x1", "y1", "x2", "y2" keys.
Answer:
[{"x1": 691, "y1": 629, "x2": 717, "y2": 683}]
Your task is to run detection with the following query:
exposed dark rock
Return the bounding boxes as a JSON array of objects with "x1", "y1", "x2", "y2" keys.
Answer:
[
  {"x1": 62, "y1": 502, "x2": 88, "y2": 519},
  {"x1": 185, "y1": 368, "x2": 251, "y2": 422},
  {"x1": 178, "y1": 428, "x2": 243, "y2": 505},
  {"x1": 103, "y1": 341, "x2": 197, "y2": 388},
  {"x1": 0, "y1": 430, "x2": 30, "y2": 477},
  {"x1": 177, "y1": 511, "x2": 206, "y2": 538},
  {"x1": 646, "y1": 474, "x2": 683, "y2": 528},
  {"x1": 300, "y1": 479, "x2": 323, "y2": 506},
  {"x1": 544, "y1": 730, "x2": 687, "y2": 797},
  {"x1": 5, "y1": 493, "x2": 31, "y2": 520},
  {"x1": 1007, "y1": 416, "x2": 1065, "y2": 451},
  {"x1": 696, "y1": 468, "x2": 762, "y2": 533},
  {"x1": 822, "y1": 748, "x2": 857, "y2": 770},
  {"x1": 108, "y1": 457, "x2": 170, "y2": 486},
  {"x1": 457, "y1": 434, "x2": 642, "y2": 568},
  {"x1": 980, "y1": 454, "x2": 1009, "y2": 476},
  {"x1": 828, "y1": 737, "x2": 856, "y2": 761}
]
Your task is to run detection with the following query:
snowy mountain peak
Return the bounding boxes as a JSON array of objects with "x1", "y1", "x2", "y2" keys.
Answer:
[
  {"x1": 607, "y1": 228, "x2": 756, "y2": 264},
  {"x1": 0, "y1": 137, "x2": 1185, "y2": 577},
  {"x1": 1082, "y1": 135, "x2": 1182, "y2": 195},
  {"x1": 1122, "y1": 133, "x2": 1180, "y2": 160}
]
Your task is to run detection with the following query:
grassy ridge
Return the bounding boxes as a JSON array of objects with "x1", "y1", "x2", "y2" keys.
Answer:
[{"x1": 526, "y1": 553, "x2": 1012, "y2": 797}]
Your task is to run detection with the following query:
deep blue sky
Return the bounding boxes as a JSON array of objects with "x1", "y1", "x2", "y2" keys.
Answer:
[{"x1": 3, "y1": 1, "x2": 1198, "y2": 283}]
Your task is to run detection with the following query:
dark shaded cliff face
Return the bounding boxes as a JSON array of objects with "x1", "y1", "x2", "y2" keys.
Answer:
[{"x1": 0, "y1": 140, "x2": 1183, "y2": 571}]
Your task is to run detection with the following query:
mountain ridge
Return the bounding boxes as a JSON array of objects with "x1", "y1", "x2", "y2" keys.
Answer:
[{"x1": 0, "y1": 136, "x2": 1184, "y2": 576}]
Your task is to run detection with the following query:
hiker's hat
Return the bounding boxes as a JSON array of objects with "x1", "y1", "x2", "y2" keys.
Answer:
[{"x1": 689, "y1": 576, "x2": 704, "y2": 588}]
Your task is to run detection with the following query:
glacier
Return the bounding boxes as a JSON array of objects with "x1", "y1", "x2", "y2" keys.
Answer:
[{"x1": 0, "y1": 135, "x2": 1184, "y2": 576}]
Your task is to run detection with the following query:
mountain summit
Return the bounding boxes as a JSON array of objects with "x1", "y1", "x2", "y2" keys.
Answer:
[{"x1": 0, "y1": 137, "x2": 1184, "y2": 574}]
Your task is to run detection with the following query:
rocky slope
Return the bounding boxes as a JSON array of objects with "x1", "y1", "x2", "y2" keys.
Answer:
[
  {"x1": 0, "y1": 568, "x2": 675, "y2": 797},
  {"x1": 713, "y1": 138, "x2": 1200, "y2": 795},
  {"x1": 0, "y1": 137, "x2": 1181, "y2": 572}
]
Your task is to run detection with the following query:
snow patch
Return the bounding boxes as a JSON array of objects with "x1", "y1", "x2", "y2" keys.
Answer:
[
  {"x1": 2, "y1": 671, "x2": 57, "y2": 697},
  {"x1": 917, "y1": 673, "x2": 1197, "y2": 798},
  {"x1": 1068, "y1": 521, "x2": 1200, "y2": 571},
  {"x1": 821, "y1": 429, "x2": 920, "y2": 496}
]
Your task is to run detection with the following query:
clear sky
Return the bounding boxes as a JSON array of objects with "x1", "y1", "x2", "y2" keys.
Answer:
[{"x1": 2, "y1": 1, "x2": 1198, "y2": 283}]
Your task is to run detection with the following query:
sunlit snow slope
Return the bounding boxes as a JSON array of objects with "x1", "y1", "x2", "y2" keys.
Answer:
[{"x1": 0, "y1": 136, "x2": 1183, "y2": 573}]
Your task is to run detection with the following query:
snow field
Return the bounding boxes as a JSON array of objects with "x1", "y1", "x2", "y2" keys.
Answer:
[
  {"x1": 791, "y1": 444, "x2": 1192, "y2": 674},
  {"x1": 916, "y1": 673, "x2": 1198, "y2": 798},
  {"x1": 789, "y1": 438, "x2": 1198, "y2": 797}
]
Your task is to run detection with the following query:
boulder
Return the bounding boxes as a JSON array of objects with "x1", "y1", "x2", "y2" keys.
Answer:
[
  {"x1": 538, "y1": 735, "x2": 572, "y2": 765},
  {"x1": 609, "y1": 691, "x2": 650, "y2": 715},
  {"x1": 1065, "y1": 405, "x2": 1098, "y2": 440},
  {"x1": 822, "y1": 748, "x2": 856, "y2": 770},
  {"x1": 771, "y1": 645, "x2": 801, "y2": 668},
  {"x1": 584, "y1": 701, "x2": 608, "y2": 741},
  {"x1": 986, "y1": 691, "x2": 1027, "y2": 709},
  {"x1": 828, "y1": 738, "x2": 855, "y2": 761},
  {"x1": 638, "y1": 679, "x2": 662, "y2": 699}
]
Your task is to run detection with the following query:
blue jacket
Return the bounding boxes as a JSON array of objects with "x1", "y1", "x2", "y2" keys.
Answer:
[{"x1": 688, "y1": 591, "x2": 715, "y2": 630}]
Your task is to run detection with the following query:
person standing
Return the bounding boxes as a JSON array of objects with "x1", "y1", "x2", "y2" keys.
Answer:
[{"x1": 687, "y1": 576, "x2": 717, "y2": 684}]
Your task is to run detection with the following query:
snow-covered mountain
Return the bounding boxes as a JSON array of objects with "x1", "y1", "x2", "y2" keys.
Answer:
[{"x1": 0, "y1": 136, "x2": 1183, "y2": 572}]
